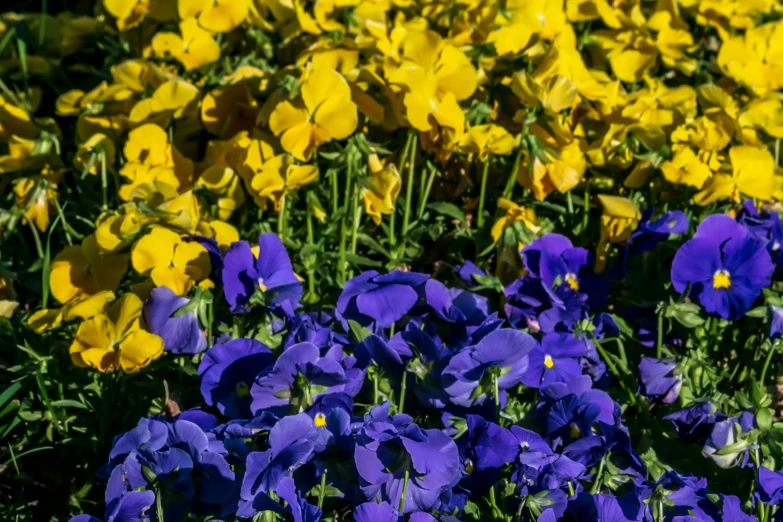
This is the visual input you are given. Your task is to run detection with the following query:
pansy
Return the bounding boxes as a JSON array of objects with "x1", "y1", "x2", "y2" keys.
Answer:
[
  {"x1": 522, "y1": 333, "x2": 585, "y2": 389},
  {"x1": 671, "y1": 214, "x2": 773, "y2": 319},
  {"x1": 458, "y1": 124, "x2": 517, "y2": 161},
  {"x1": 695, "y1": 146, "x2": 776, "y2": 206},
  {"x1": 250, "y1": 154, "x2": 319, "y2": 210},
  {"x1": 250, "y1": 342, "x2": 348, "y2": 416},
  {"x1": 702, "y1": 413, "x2": 756, "y2": 469},
  {"x1": 362, "y1": 154, "x2": 401, "y2": 225},
  {"x1": 50, "y1": 234, "x2": 128, "y2": 305},
  {"x1": 150, "y1": 18, "x2": 221, "y2": 71},
  {"x1": 143, "y1": 286, "x2": 207, "y2": 355},
  {"x1": 757, "y1": 466, "x2": 783, "y2": 505},
  {"x1": 638, "y1": 358, "x2": 681, "y2": 404},
  {"x1": 131, "y1": 227, "x2": 212, "y2": 296},
  {"x1": 69, "y1": 293, "x2": 164, "y2": 373},
  {"x1": 269, "y1": 68, "x2": 358, "y2": 161},
  {"x1": 337, "y1": 270, "x2": 429, "y2": 329},
  {"x1": 442, "y1": 329, "x2": 535, "y2": 407},
  {"x1": 222, "y1": 233, "x2": 302, "y2": 316},
  {"x1": 244, "y1": 477, "x2": 322, "y2": 522},
  {"x1": 458, "y1": 415, "x2": 518, "y2": 497},
  {"x1": 736, "y1": 201, "x2": 783, "y2": 267}
]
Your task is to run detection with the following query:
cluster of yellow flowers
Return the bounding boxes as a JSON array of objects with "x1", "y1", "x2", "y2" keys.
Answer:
[{"x1": 1, "y1": 0, "x2": 781, "y2": 372}]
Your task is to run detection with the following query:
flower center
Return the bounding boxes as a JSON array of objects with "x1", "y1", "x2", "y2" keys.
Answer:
[
  {"x1": 544, "y1": 354, "x2": 555, "y2": 369},
  {"x1": 258, "y1": 277, "x2": 267, "y2": 292},
  {"x1": 564, "y1": 272, "x2": 580, "y2": 291},
  {"x1": 314, "y1": 412, "x2": 327, "y2": 428},
  {"x1": 569, "y1": 422, "x2": 580, "y2": 439},
  {"x1": 236, "y1": 381, "x2": 250, "y2": 398},
  {"x1": 712, "y1": 270, "x2": 731, "y2": 289},
  {"x1": 464, "y1": 459, "x2": 474, "y2": 475}
]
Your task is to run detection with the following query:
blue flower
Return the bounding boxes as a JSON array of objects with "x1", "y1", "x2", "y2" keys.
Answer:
[
  {"x1": 143, "y1": 286, "x2": 207, "y2": 355},
  {"x1": 522, "y1": 333, "x2": 585, "y2": 388},
  {"x1": 337, "y1": 270, "x2": 429, "y2": 328}
]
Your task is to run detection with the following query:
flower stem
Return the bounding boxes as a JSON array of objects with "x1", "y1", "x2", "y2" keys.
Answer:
[
  {"x1": 477, "y1": 160, "x2": 490, "y2": 229},
  {"x1": 100, "y1": 151, "x2": 108, "y2": 211},
  {"x1": 306, "y1": 200, "x2": 316, "y2": 300},
  {"x1": 391, "y1": 133, "x2": 414, "y2": 248},
  {"x1": 656, "y1": 308, "x2": 664, "y2": 360},
  {"x1": 398, "y1": 469, "x2": 410, "y2": 512},
  {"x1": 761, "y1": 342, "x2": 779, "y2": 386},
  {"x1": 349, "y1": 183, "x2": 362, "y2": 279},
  {"x1": 418, "y1": 164, "x2": 438, "y2": 219},
  {"x1": 591, "y1": 454, "x2": 607, "y2": 494},
  {"x1": 398, "y1": 369, "x2": 407, "y2": 415},
  {"x1": 401, "y1": 133, "x2": 418, "y2": 244},
  {"x1": 582, "y1": 184, "x2": 590, "y2": 230},
  {"x1": 489, "y1": 484, "x2": 499, "y2": 518},
  {"x1": 206, "y1": 299, "x2": 213, "y2": 348},
  {"x1": 156, "y1": 488, "x2": 165, "y2": 522},
  {"x1": 277, "y1": 194, "x2": 287, "y2": 240},
  {"x1": 594, "y1": 338, "x2": 636, "y2": 405},
  {"x1": 318, "y1": 469, "x2": 327, "y2": 509},
  {"x1": 339, "y1": 163, "x2": 353, "y2": 284},
  {"x1": 502, "y1": 146, "x2": 524, "y2": 199}
]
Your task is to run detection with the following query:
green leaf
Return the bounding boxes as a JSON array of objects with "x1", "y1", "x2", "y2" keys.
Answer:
[
  {"x1": 426, "y1": 202, "x2": 466, "y2": 224},
  {"x1": 0, "y1": 382, "x2": 21, "y2": 411},
  {"x1": 746, "y1": 306, "x2": 768, "y2": 318},
  {"x1": 345, "y1": 253, "x2": 382, "y2": 268},
  {"x1": 757, "y1": 407, "x2": 774, "y2": 431},
  {"x1": 49, "y1": 399, "x2": 88, "y2": 410},
  {"x1": 347, "y1": 320, "x2": 372, "y2": 343}
]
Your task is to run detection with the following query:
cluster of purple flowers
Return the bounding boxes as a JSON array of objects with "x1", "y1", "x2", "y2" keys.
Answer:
[{"x1": 72, "y1": 205, "x2": 783, "y2": 521}]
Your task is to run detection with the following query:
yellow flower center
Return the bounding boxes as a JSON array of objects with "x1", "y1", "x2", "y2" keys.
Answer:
[
  {"x1": 570, "y1": 423, "x2": 580, "y2": 439},
  {"x1": 236, "y1": 382, "x2": 250, "y2": 398},
  {"x1": 258, "y1": 278, "x2": 267, "y2": 292},
  {"x1": 565, "y1": 272, "x2": 580, "y2": 291},
  {"x1": 712, "y1": 270, "x2": 731, "y2": 289},
  {"x1": 464, "y1": 459, "x2": 474, "y2": 475},
  {"x1": 544, "y1": 355, "x2": 555, "y2": 369},
  {"x1": 314, "y1": 412, "x2": 327, "y2": 428}
]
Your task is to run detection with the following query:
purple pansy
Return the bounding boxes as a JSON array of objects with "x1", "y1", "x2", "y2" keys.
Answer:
[
  {"x1": 337, "y1": 270, "x2": 429, "y2": 328},
  {"x1": 459, "y1": 414, "x2": 518, "y2": 497},
  {"x1": 756, "y1": 466, "x2": 783, "y2": 505},
  {"x1": 638, "y1": 358, "x2": 681, "y2": 404},
  {"x1": 250, "y1": 342, "x2": 349, "y2": 416},
  {"x1": 522, "y1": 333, "x2": 585, "y2": 388},
  {"x1": 222, "y1": 233, "x2": 302, "y2": 315},
  {"x1": 736, "y1": 200, "x2": 783, "y2": 267},
  {"x1": 671, "y1": 214, "x2": 774, "y2": 320},
  {"x1": 198, "y1": 338, "x2": 274, "y2": 419},
  {"x1": 143, "y1": 286, "x2": 207, "y2": 355},
  {"x1": 702, "y1": 412, "x2": 756, "y2": 469}
]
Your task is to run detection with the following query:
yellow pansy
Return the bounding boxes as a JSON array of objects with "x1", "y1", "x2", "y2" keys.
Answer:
[
  {"x1": 718, "y1": 22, "x2": 783, "y2": 94},
  {"x1": 694, "y1": 146, "x2": 776, "y2": 206},
  {"x1": 739, "y1": 94, "x2": 783, "y2": 140},
  {"x1": 660, "y1": 147, "x2": 712, "y2": 189},
  {"x1": 131, "y1": 227, "x2": 211, "y2": 295},
  {"x1": 594, "y1": 27, "x2": 658, "y2": 83},
  {"x1": 269, "y1": 68, "x2": 358, "y2": 161},
  {"x1": 0, "y1": 276, "x2": 18, "y2": 319},
  {"x1": 197, "y1": 165, "x2": 246, "y2": 220},
  {"x1": 103, "y1": 0, "x2": 150, "y2": 31},
  {"x1": 517, "y1": 129, "x2": 586, "y2": 202},
  {"x1": 194, "y1": 219, "x2": 240, "y2": 252},
  {"x1": 362, "y1": 154, "x2": 401, "y2": 224},
  {"x1": 596, "y1": 195, "x2": 641, "y2": 271},
  {"x1": 512, "y1": 72, "x2": 578, "y2": 114},
  {"x1": 13, "y1": 173, "x2": 60, "y2": 231},
  {"x1": 250, "y1": 154, "x2": 319, "y2": 209},
  {"x1": 74, "y1": 134, "x2": 116, "y2": 175},
  {"x1": 50, "y1": 234, "x2": 128, "y2": 305},
  {"x1": 150, "y1": 18, "x2": 221, "y2": 71},
  {"x1": 179, "y1": 0, "x2": 250, "y2": 33},
  {"x1": 491, "y1": 198, "x2": 540, "y2": 242},
  {"x1": 69, "y1": 293, "x2": 164, "y2": 373},
  {"x1": 459, "y1": 125, "x2": 517, "y2": 161},
  {"x1": 389, "y1": 31, "x2": 477, "y2": 133},
  {"x1": 0, "y1": 94, "x2": 39, "y2": 140},
  {"x1": 201, "y1": 78, "x2": 261, "y2": 139},
  {"x1": 27, "y1": 291, "x2": 117, "y2": 334}
]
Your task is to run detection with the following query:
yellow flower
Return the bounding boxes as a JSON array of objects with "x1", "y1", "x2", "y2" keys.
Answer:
[
  {"x1": 517, "y1": 128, "x2": 586, "y2": 202},
  {"x1": 389, "y1": 31, "x2": 477, "y2": 133},
  {"x1": 179, "y1": 0, "x2": 250, "y2": 33},
  {"x1": 362, "y1": 154, "x2": 401, "y2": 224},
  {"x1": 74, "y1": 134, "x2": 116, "y2": 175},
  {"x1": 512, "y1": 72, "x2": 578, "y2": 114},
  {"x1": 27, "y1": 291, "x2": 117, "y2": 333},
  {"x1": 594, "y1": 26, "x2": 658, "y2": 83},
  {"x1": 269, "y1": 68, "x2": 358, "y2": 161},
  {"x1": 103, "y1": 0, "x2": 150, "y2": 31},
  {"x1": 250, "y1": 154, "x2": 319, "y2": 209},
  {"x1": 194, "y1": 219, "x2": 240, "y2": 251},
  {"x1": 201, "y1": 78, "x2": 261, "y2": 139},
  {"x1": 739, "y1": 94, "x2": 783, "y2": 140},
  {"x1": 13, "y1": 173, "x2": 60, "y2": 232},
  {"x1": 151, "y1": 18, "x2": 221, "y2": 71},
  {"x1": 504, "y1": 0, "x2": 568, "y2": 40},
  {"x1": 0, "y1": 276, "x2": 18, "y2": 319},
  {"x1": 197, "y1": 165, "x2": 246, "y2": 220},
  {"x1": 596, "y1": 195, "x2": 641, "y2": 271},
  {"x1": 695, "y1": 146, "x2": 776, "y2": 206},
  {"x1": 458, "y1": 124, "x2": 517, "y2": 161},
  {"x1": 69, "y1": 294, "x2": 164, "y2": 373},
  {"x1": 0, "y1": 94, "x2": 39, "y2": 140},
  {"x1": 718, "y1": 22, "x2": 783, "y2": 94},
  {"x1": 131, "y1": 227, "x2": 211, "y2": 295},
  {"x1": 660, "y1": 147, "x2": 712, "y2": 189},
  {"x1": 50, "y1": 234, "x2": 128, "y2": 305},
  {"x1": 491, "y1": 198, "x2": 540, "y2": 242}
]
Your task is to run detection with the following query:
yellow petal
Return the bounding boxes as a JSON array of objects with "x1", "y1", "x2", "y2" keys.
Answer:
[
  {"x1": 131, "y1": 227, "x2": 178, "y2": 275},
  {"x1": 62, "y1": 291, "x2": 116, "y2": 321},
  {"x1": 301, "y1": 68, "x2": 352, "y2": 112},
  {"x1": 108, "y1": 293, "x2": 144, "y2": 340},
  {"x1": 280, "y1": 122, "x2": 317, "y2": 162},
  {"x1": 313, "y1": 95, "x2": 358, "y2": 141},
  {"x1": 27, "y1": 308, "x2": 64, "y2": 333},
  {"x1": 120, "y1": 330, "x2": 164, "y2": 373}
]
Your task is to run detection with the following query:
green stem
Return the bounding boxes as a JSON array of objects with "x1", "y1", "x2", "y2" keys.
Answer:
[
  {"x1": 502, "y1": 146, "x2": 524, "y2": 199},
  {"x1": 29, "y1": 220, "x2": 44, "y2": 259},
  {"x1": 277, "y1": 194, "x2": 287, "y2": 239},
  {"x1": 206, "y1": 299, "x2": 213, "y2": 348},
  {"x1": 398, "y1": 370, "x2": 407, "y2": 415},
  {"x1": 401, "y1": 134, "x2": 418, "y2": 243},
  {"x1": 760, "y1": 342, "x2": 779, "y2": 386},
  {"x1": 582, "y1": 184, "x2": 590, "y2": 230},
  {"x1": 391, "y1": 133, "x2": 414, "y2": 247},
  {"x1": 331, "y1": 169, "x2": 338, "y2": 216},
  {"x1": 318, "y1": 469, "x2": 327, "y2": 509},
  {"x1": 591, "y1": 454, "x2": 607, "y2": 494},
  {"x1": 339, "y1": 163, "x2": 354, "y2": 283},
  {"x1": 566, "y1": 189, "x2": 574, "y2": 214},
  {"x1": 398, "y1": 469, "x2": 410, "y2": 512},
  {"x1": 656, "y1": 308, "x2": 664, "y2": 360},
  {"x1": 306, "y1": 202, "x2": 316, "y2": 300},
  {"x1": 100, "y1": 152, "x2": 108, "y2": 211},
  {"x1": 373, "y1": 369, "x2": 379, "y2": 405},
  {"x1": 489, "y1": 484, "x2": 499, "y2": 518},
  {"x1": 477, "y1": 160, "x2": 490, "y2": 229},
  {"x1": 594, "y1": 338, "x2": 636, "y2": 405},
  {"x1": 53, "y1": 198, "x2": 73, "y2": 246},
  {"x1": 417, "y1": 164, "x2": 438, "y2": 219},
  {"x1": 156, "y1": 488, "x2": 165, "y2": 522},
  {"x1": 349, "y1": 183, "x2": 362, "y2": 279}
]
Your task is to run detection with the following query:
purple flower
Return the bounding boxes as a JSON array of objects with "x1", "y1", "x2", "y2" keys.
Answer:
[
  {"x1": 425, "y1": 279, "x2": 491, "y2": 330},
  {"x1": 737, "y1": 200, "x2": 783, "y2": 266},
  {"x1": 244, "y1": 477, "x2": 322, "y2": 522},
  {"x1": 594, "y1": 494, "x2": 636, "y2": 522},
  {"x1": 105, "y1": 491, "x2": 156, "y2": 522},
  {"x1": 610, "y1": 209, "x2": 688, "y2": 277},
  {"x1": 721, "y1": 495, "x2": 754, "y2": 522},
  {"x1": 638, "y1": 358, "x2": 681, "y2": 404},
  {"x1": 671, "y1": 214, "x2": 773, "y2": 320},
  {"x1": 143, "y1": 286, "x2": 207, "y2": 355},
  {"x1": 757, "y1": 466, "x2": 783, "y2": 504},
  {"x1": 337, "y1": 270, "x2": 429, "y2": 328},
  {"x1": 354, "y1": 406, "x2": 460, "y2": 513},
  {"x1": 250, "y1": 342, "x2": 349, "y2": 416},
  {"x1": 771, "y1": 305, "x2": 783, "y2": 339},
  {"x1": 353, "y1": 501, "x2": 399, "y2": 522},
  {"x1": 442, "y1": 329, "x2": 535, "y2": 407},
  {"x1": 663, "y1": 402, "x2": 718, "y2": 441},
  {"x1": 456, "y1": 261, "x2": 486, "y2": 287},
  {"x1": 187, "y1": 235, "x2": 224, "y2": 284},
  {"x1": 198, "y1": 338, "x2": 274, "y2": 419},
  {"x1": 222, "y1": 233, "x2": 302, "y2": 315},
  {"x1": 459, "y1": 415, "x2": 518, "y2": 497},
  {"x1": 702, "y1": 413, "x2": 756, "y2": 469},
  {"x1": 522, "y1": 333, "x2": 585, "y2": 388},
  {"x1": 523, "y1": 234, "x2": 608, "y2": 309},
  {"x1": 509, "y1": 426, "x2": 554, "y2": 488}
]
